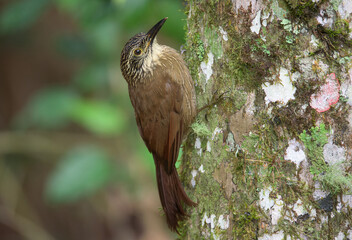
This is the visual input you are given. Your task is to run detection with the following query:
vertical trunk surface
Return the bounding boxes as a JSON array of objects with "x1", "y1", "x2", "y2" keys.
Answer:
[{"x1": 178, "y1": 0, "x2": 352, "y2": 239}]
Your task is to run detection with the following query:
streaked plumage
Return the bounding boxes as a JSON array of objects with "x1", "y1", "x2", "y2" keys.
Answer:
[{"x1": 120, "y1": 18, "x2": 196, "y2": 232}]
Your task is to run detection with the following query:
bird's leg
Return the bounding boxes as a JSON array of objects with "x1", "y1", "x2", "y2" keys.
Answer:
[{"x1": 197, "y1": 90, "x2": 229, "y2": 114}]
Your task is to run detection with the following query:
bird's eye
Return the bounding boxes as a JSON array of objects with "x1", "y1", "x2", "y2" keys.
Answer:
[{"x1": 134, "y1": 48, "x2": 142, "y2": 56}]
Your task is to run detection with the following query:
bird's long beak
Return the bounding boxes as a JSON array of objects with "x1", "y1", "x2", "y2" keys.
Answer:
[{"x1": 146, "y1": 17, "x2": 167, "y2": 48}]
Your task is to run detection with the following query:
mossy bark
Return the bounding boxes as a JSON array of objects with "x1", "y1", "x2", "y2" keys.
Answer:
[{"x1": 179, "y1": 0, "x2": 352, "y2": 239}]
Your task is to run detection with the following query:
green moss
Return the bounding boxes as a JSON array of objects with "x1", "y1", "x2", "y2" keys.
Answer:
[
  {"x1": 331, "y1": 0, "x2": 343, "y2": 11},
  {"x1": 319, "y1": 163, "x2": 352, "y2": 195},
  {"x1": 241, "y1": 134, "x2": 260, "y2": 154},
  {"x1": 271, "y1": 0, "x2": 289, "y2": 20},
  {"x1": 194, "y1": 33, "x2": 206, "y2": 61},
  {"x1": 204, "y1": 27, "x2": 223, "y2": 58},
  {"x1": 299, "y1": 123, "x2": 329, "y2": 174},
  {"x1": 284, "y1": 0, "x2": 352, "y2": 60},
  {"x1": 181, "y1": 0, "x2": 352, "y2": 238},
  {"x1": 232, "y1": 203, "x2": 259, "y2": 239},
  {"x1": 179, "y1": 125, "x2": 231, "y2": 238},
  {"x1": 283, "y1": 0, "x2": 352, "y2": 61},
  {"x1": 191, "y1": 121, "x2": 212, "y2": 137},
  {"x1": 318, "y1": 19, "x2": 352, "y2": 52},
  {"x1": 299, "y1": 124, "x2": 352, "y2": 195},
  {"x1": 185, "y1": 0, "x2": 274, "y2": 94},
  {"x1": 284, "y1": 0, "x2": 319, "y2": 19},
  {"x1": 252, "y1": 38, "x2": 272, "y2": 56},
  {"x1": 184, "y1": 32, "x2": 205, "y2": 82},
  {"x1": 326, "y1": 20, "x2": 350, "y2": 38},
  {"x1": 179, "y1": 0, "x2": 352, "y2": 238}
]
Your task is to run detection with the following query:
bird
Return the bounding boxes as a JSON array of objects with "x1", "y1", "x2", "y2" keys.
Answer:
[{"x1": 120, "y1": 18, "x2": 197, "y2": 232}]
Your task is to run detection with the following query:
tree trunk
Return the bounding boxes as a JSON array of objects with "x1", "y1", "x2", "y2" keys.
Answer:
[{"x1": 179, "y1": 0, "x2": 352, "y2": 239}]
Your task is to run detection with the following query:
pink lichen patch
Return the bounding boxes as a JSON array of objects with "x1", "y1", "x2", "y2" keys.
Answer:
[{"x1": 310, "y1": 73, "x2": 340, "y2": 112}]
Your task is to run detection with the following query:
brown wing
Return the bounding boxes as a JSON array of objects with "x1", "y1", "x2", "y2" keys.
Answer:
[{"x1": 129, "y1": 72, "x2": 183, "y2": 174}]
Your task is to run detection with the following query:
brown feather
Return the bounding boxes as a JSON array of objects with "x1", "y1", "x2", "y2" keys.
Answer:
[
  {"x1": 154, "y1": 155, "x2": 196, "y2": 232},
  {"x1": 125, "y1": 42, "x2": 196, "y2": 232}
]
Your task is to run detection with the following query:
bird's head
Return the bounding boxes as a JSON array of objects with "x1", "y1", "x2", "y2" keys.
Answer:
[{"x1": 120, "y1": 17, "x2": 167, "y2": 85}]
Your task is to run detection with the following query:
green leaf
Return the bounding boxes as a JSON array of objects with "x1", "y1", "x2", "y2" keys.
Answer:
[
  {"x1": 71, "y1": 100, "x2": 127, "y2": 136},
  {"x1": 0, "y1": 0, "x2": 50, "y2": 33},
  {"x1": 16, "y1": 88, "x2": 78, "y2": 129},
  {"x1": 45, "y1": 146, "x2": 115, "y2": 203}
]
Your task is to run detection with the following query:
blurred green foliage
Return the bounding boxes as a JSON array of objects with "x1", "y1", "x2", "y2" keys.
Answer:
[
  {"x1": 16, "y1": 87, "x2": 79, "y2": 129},
  {"x1": 0, "y1": 0, "x2": 50, "y2": 33},
  {"x1": 71, "y1": 100, "x2": 127, "y2": 136},
  {"x1": 45, "y1": 145, "x2": 118, "y2": 203},
  {"x1": 1, "y1": 0, "x2": 186, "y2": 203}
]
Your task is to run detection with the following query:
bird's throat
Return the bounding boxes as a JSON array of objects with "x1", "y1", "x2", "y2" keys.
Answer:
[{"x1": 142, "y1": 42, "x2": 164, "y2": 75}]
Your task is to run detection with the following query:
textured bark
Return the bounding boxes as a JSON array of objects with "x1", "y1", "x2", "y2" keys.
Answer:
[{"x1": 178, "y1": 0, "x2": 352, "y2": 239}]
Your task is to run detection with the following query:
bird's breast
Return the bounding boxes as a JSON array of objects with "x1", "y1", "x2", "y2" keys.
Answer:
[{"x1": 128, "y1": 45, "x2": 196, "y2": 136}]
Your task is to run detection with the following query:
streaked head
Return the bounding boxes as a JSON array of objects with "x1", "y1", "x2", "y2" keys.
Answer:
[{"x1": 120, "y1": 17, "x2": 167, "y2": 84}]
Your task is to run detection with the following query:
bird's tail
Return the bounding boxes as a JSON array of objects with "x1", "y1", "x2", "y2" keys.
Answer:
[{"x1": 154, "y1": 155, "x2": 197, "y2": 232}]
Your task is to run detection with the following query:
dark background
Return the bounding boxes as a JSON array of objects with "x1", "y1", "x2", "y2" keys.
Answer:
[{"x1": 0, "y1": 0, "x2": 187, "y2": 239}]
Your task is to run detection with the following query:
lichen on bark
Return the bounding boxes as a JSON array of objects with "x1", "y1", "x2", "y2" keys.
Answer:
[{"x1": 179, "y1": 0, "x2": 352, "y2": 239}]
